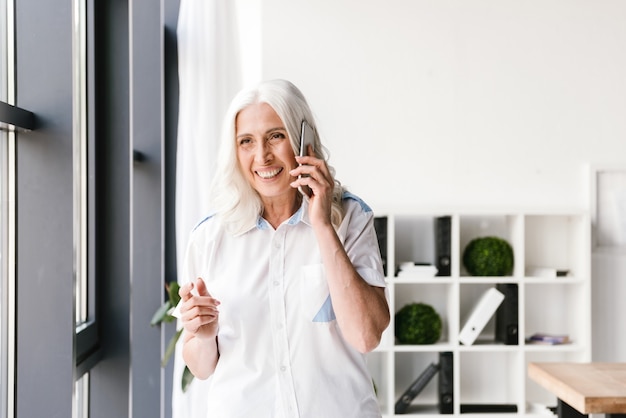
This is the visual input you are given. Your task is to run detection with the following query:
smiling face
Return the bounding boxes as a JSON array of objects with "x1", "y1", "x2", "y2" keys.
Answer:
[{"x1": 235, "y1": 102, "x2": 299, "y2": 204}]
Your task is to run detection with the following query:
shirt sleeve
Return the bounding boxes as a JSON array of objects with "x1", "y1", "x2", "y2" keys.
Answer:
[
  {"x1": 338, "y1": 195, "x2": 387, "y2": 288},
  {"x1": 181, "y1": 215, "x2": 217, "y2": 287}
]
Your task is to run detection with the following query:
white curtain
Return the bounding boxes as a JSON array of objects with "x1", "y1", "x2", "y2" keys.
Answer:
[{"x1": 173, "y1": 1, "x2": 242, "y2": 417}]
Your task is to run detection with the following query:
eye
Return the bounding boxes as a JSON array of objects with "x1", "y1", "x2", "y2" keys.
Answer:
[
  {"x1": 268, "y1": 132, "x2": 286, "y2": 143},
  {"x1": 238, "y1": 137, "x2": 255, "y2": 150}
]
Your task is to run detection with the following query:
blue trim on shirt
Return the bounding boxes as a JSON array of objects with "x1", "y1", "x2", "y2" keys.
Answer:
[
  {"x1": 192, "y1": 213, "x2": 215, "y2": 232},
  {"x1": 208, "y1": 191, "x2": 371, "y2": 233},
  {"x1": 312, "y1": 295, "x2": 336, "y2": 322},
  {"x1": 287, "y1": 205, "x2": 304, "y2": 225},
  {"x1": 342, "y1": 191, "x2": 373, "y2": 213},
  {"x1": 254, "y1": 205, "x2": 304, "y2": 230},
  {"x1": 256, "y1": 217, "x2": 270, "y2": 230}
]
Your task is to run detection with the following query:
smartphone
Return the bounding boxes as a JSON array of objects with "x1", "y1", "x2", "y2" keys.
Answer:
[{"x1": 298, "y1": 120, "x2": 315, "y2": 197}]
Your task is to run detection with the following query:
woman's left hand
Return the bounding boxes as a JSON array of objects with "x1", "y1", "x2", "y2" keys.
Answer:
[{"x1": 290, "y1": 148, "x2": 334, "y2": 226}]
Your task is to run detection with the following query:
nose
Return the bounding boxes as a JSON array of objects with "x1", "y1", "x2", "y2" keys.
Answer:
[{"x1": 254, "y1": 141, "x2": 271, "y2": 163}]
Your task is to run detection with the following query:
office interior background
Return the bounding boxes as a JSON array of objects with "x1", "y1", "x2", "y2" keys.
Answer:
[{"x1": 1, "y1": 0, "x2": 625, "y2": 417}]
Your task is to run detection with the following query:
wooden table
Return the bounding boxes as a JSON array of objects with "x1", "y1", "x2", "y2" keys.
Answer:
[{"x1": 529, "y1": 362, "x2": 626, "y2": 417}]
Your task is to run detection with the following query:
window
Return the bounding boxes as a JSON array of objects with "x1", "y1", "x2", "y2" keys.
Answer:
[
  {"x1": 73, "y1": 0, "x2": 88, "y2": 328},
  {"x1": 7, "y1": 1, "x2": 170, "y2": 415},
  {"x1": 0, "y1": 1, "x2": 15, "y2": 417},
  {"x1": 8, "y1": 0, "x2": 100, "y2": 416},
  {"x1": 73, "y1": 0, "x2": 100, "y2": 389},
  {"x1": 74, "y1": 374, "x2": 89, "y2": 418}
]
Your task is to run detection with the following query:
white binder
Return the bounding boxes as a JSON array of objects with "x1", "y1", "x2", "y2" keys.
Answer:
[{"x1": 459, "y1": 287, "x2": 505, "y2": 345}]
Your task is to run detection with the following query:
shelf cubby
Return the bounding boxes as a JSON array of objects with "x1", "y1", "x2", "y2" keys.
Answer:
[{"x1": 372, "y1": 210, "x2": 590, "y2": 417}]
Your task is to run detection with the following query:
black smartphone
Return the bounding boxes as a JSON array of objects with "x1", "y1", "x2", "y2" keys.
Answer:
[{"x1": 298, "y1": 120, "x2": 314, "y2": 197}]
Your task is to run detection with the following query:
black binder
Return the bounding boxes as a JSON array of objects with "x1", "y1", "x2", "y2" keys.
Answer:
[
  {"x1": 394, "y1": 362, "x2": 439, "y2": 414},
  {"x1": 495, "y1": 283, "x2": 518, "y2": 345},
  {"x1": 374, "y1": 216, "x2": 388, "y2": 276},
  {"x1": 438, "y1": 351, "x2": 454, "y2": 414},
  {"x1": 435, "y1": 216, "x2": 451, "y2": 276},
  {"x1": 460, "y1": 404, "x2": 518, "y2": 413}
]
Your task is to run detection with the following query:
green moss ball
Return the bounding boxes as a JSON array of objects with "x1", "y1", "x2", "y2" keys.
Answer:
[
  {"x1": 395, "y1": 302, "x2": 442, "y2": 345},
  {"x1": 463, "y1": 236, "x2": 514, "y2": 276}
]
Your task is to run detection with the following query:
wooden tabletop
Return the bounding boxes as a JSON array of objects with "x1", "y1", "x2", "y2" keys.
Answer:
[{"x1": 528, "y1": 362, "x2": 626, "y2": 414}]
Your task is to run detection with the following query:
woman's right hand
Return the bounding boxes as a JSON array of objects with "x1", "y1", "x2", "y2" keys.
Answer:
[{"x1": 178, "y1": 277, "x2": 220, "y2": 341}]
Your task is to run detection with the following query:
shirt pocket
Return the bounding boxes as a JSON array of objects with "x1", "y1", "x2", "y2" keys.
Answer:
[{"x1": 300, "y1": 264, "x2": 335, "y2": 322}]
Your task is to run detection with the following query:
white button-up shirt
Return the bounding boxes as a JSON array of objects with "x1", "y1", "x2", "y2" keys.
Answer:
[{"x1": 183, "y1": 193, "x2": 386, "y2": 418}]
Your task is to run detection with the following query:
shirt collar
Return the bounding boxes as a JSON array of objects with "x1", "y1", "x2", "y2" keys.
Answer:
[{"x1": 253, "y1": 197, "x2": 312, "y2": 231}]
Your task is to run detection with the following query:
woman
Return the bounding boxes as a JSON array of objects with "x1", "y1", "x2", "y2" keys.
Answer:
[{"x1": 178, "y1": 79, "x2": 390, "y2": 417}]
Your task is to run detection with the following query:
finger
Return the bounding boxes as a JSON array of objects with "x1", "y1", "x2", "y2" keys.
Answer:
[
  {"x1": 294, "y1": 153, "x2": 325, "y2": 168},
  {"x1": 291, "y1": 176, "x2": 314, "y2": 194},
  {"x1": 183, "y1": 315, "x2": 219, "y2": 334},
  {"x1": 194, "y1": 277, "x2": 211, "y2": 297},
  {"x1": 294, "y1": 157, "x2": 332, "y2": 183},
  {"x1": 181, "y1": 301, "x2": 218, "y2": 325},
  {"x1": 295, "y1": 155, "x2": 317, "y2": 166},
  {"x1": 291, "y1": 164, "x2": 320, "y2": 183},
  {"x1": 295, "y1": 169, "x2": 333, "y2": 195},
  {"x1": 178, "y1": 282, "x2": 195, "y2": 301},
  {"x1": 183, "y1": 308, "x2": 219, "y2": 327},
  {"x1": 191, "y1": 278, "x2": 220, "y2": 306},
  {"x1": 180, "y1": 294, "x2": 220, "y2": 316}
]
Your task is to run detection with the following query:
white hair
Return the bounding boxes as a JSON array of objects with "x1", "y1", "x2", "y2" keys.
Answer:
[{"x1": 208, "y1": 79, "x2": 345, "y2": 234}]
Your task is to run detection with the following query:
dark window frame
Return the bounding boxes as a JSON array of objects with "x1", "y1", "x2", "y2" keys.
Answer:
[
  {"x1": 12, "y1": 0, "x2": 176, "y2": 417},
  {"x1": 76, "y1": 0, "x2": 102, "y2": 379}
]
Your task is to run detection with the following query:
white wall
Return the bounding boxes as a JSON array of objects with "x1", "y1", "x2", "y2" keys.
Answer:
[
  {"x1": 261, "y1": 0, "x2": 626, "y2": 211},
  {"x1": 258, "y1": 1, "x2": 626, "y2": 359}
]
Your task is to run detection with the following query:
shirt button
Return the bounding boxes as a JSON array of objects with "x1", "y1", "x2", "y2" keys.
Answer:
[
  {"x1": 280, "y1": 366, "x2": 287, "y2": 372},
  {"x1": 273, "y1": 281, "x2": 280, "y2": 286}
]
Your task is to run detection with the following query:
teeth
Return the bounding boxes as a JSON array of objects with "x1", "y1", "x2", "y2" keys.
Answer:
[{"x1": 256, "y1": 168, "x2": 282, "y2": 179}]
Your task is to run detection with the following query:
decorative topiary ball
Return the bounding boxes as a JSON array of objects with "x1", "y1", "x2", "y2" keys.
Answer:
[
  {"x1": 463, "y1": 236, "x2": 514, "y2": 276},
  {"x1": 395, "y1": 302, "x2": 442, "y2": 345}
]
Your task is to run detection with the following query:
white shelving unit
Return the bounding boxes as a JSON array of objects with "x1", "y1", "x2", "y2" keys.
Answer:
[{"x1": 368, "y1": 210, "x2": 591, "y2": 417}]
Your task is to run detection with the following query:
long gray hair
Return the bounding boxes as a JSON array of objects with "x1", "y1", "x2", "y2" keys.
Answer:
[{"x1": 209, "y1": 79, "x2": 345, "y2": 234}]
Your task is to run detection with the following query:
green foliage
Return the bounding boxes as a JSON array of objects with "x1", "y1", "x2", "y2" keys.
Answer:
[
  {"x1": 394, "y1": 302, "x2": 442, "y2": 345},
  {"x1": 151, "y1": 281, "x2": 194, "y2": 392},
  {"x1": 462, "y1": 236, "x2": 514, "y2": 276},
  {"x1": 150, "y1": 281, "x2": 180, "y2": 326},
  {"x1": 182, "y1": 365, "x2": 195, "y2": 393},
  {"x1": 162, "y1": 329, "x2": 183, "y2": 367}
]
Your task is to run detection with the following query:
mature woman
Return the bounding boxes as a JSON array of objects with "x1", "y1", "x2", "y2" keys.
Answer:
[{"x1": 178, "y1": 79, "x2": 390, "y2": 418}]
